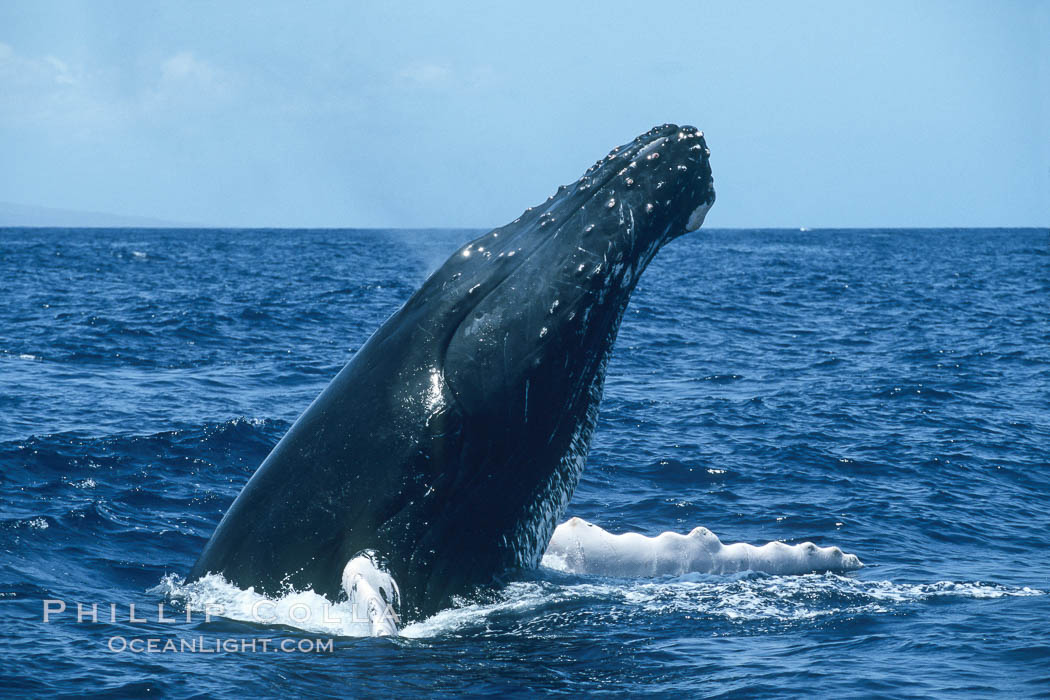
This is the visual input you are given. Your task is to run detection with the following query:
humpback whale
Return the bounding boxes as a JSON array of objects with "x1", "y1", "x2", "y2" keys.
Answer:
[{"x1": 189, "y1": 123, "x2": 716, "y2": 622}]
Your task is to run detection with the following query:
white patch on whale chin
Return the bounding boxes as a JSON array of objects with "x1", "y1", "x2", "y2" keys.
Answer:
[
  {"x1": 686, "y1": 201, "x2": 711, "y2": 231},
  {"x1": 542, "y1": 517, "x2": 863, "y2": 576}
]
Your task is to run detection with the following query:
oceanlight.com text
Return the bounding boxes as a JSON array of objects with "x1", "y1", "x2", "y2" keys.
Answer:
[{"x1": 107, "y1": 636, "x2": 334, "y2": 654}]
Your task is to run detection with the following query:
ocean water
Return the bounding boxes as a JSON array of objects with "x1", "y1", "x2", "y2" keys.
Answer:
[{"x1": 1, "y1": 227, "x2": 1048, "y2": 697}]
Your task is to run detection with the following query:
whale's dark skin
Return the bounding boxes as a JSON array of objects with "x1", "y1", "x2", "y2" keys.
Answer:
[{"x1": 189, "y1": 124, "x2": 715, "y2": 620}]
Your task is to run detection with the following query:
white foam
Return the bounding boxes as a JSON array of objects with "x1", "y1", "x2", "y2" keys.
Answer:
[
  {"x1": 23, "y1": 517, "x2": 49, "y2": 529},
  {"x1": 157, "y1": 573, "x2": 373, "y2": 637},
  {"x1": 402, "y1": 574, "x2": 1043, "y2": 638},
  {"x1": 157, "y1": 567, "x2": 1043, "y2": 640},
  {"x1": 542, "y1": 517, "x2": 863, "y2": 577}
]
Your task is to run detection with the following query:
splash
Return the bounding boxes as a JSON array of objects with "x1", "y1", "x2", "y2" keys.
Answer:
[{"x1": 155, "y1": 573, "x2": 373, "y2": 637}]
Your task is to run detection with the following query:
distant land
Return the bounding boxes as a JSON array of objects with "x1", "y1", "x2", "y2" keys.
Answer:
[{"x1": 0, "y1": 201, "x2": 195, "y2": 228}]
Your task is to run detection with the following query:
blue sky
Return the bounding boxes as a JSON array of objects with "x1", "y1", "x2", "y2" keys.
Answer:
[{"x1": 1, "y1": 1, "x2": 1046, "y2": 228}]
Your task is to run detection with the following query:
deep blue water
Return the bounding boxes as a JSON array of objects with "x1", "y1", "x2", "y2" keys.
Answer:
[{"x1": 1, "y1": 227, "x2": 1048, "y2": 698}]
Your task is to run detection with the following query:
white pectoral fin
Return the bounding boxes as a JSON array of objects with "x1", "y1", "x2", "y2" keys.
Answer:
[
  {"x1": 542, "y1": 517, "x2": 863, "y2": 577},
  {"x1": 342, "y1": 552, "x2": 401, "y2": 637}
]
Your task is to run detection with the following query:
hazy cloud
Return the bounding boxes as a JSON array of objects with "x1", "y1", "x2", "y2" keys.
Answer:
[
  {"x1": 395, "y1": 61, "x2": 498, "y2": 92},
  {"x1": 397, "y1": 61, "x2": 453, "y2": 86},
  {"x1": 159, "y1": 51, "x2": 226, "y2": 92},
  {"x1": 0, "y1": 41, "x2": 99, "y2": 130},
  {"x1": 0, "y1": 43, "x2": 233, "y2": 134},
  {"x1": 147, "y1": 50, "x2": 232, "y2": 110},
  {"x1": 0, "y1": 41, "x2": 79, "y2": 87}
]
